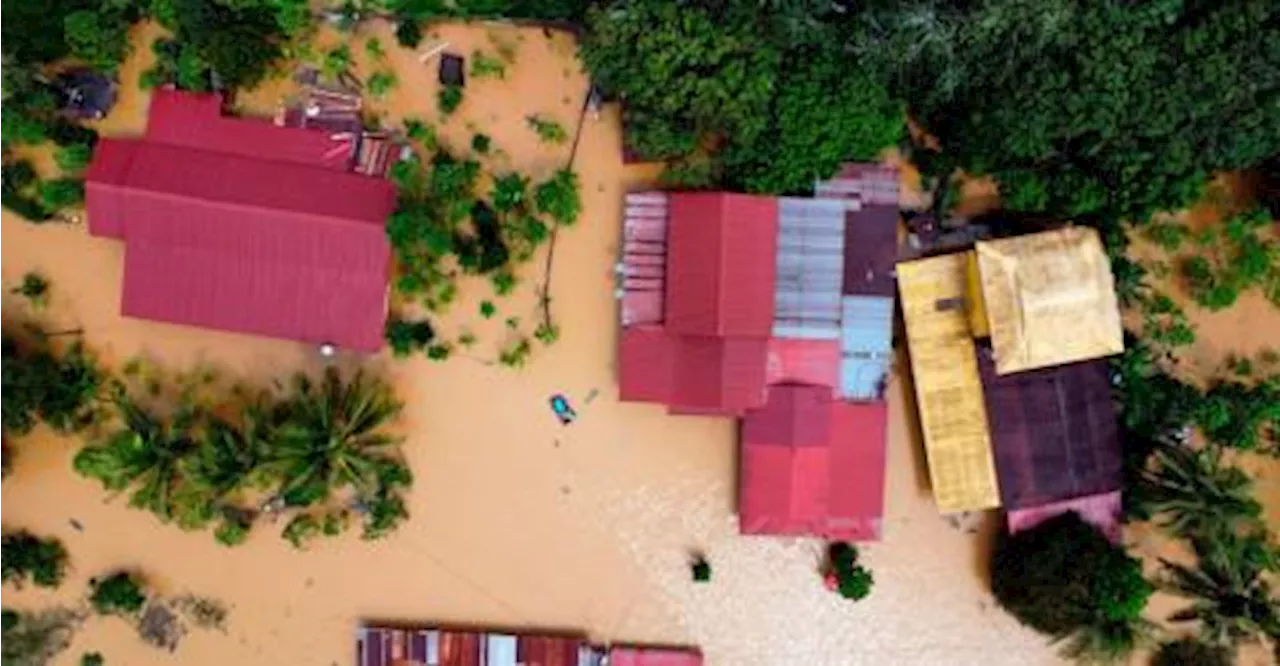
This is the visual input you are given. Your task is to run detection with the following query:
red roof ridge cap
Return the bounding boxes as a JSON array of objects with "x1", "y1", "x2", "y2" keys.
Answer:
[{"x1": 115, "y1": 185, "x2": 389, "y2": 230}]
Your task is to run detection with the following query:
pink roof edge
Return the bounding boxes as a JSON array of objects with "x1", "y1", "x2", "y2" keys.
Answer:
[{"x1": 1006, "y1": 490, "x2": 1122, "y2": 543}]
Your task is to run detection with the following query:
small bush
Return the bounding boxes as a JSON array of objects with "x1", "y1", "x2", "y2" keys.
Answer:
[
  {"x1": 827, "y1": 542, "x2": 874, "y2": 601},
  {"x1": 38, "y1": 179, "x2": 85, "y2": 212},
  {"x1": 471, "y1": 133, "x2": 491, "y2": 154},
  {"x1": 469, "y1": 50, "x2": 506, "y2": 79},
  {"x1": 395, "y1": 20, "x2": 423, "y2": 48},
  {"x1": 11, "y1": 272, "x2": 50, "y2": 309},
  {"x1": 437, "y1": 85, "x2": 463, "y2": 116},
  {"x1": 1, "y1": 530, "x2": 69, "y2": 589},
  {"x1": 403, "y1": 117, "x2": 438, "y2": 150},
  {"x1": 1150, "y1": 638, "x2": 1232, "y2": 666},
  {"x1": 81, "y1": 652, "x2": 105, "y2": 666},
  {"x1": 385, "y1": 317, "x2": 434, "y2": 357},
  {"x1": 282, "y1": 514, "x2": 320, "y2": 549},
  {"x1": 55, "y1": 144, "x2": 93, "y2": 174},
  {"x1": 367, "y1": 70, "x2": 397, "y2": 99},
  {"x1": 89, "y1": 572, "x2": 147, "y2": 616},
  {"x1": 691, "y1": 555, "x2": 711, "y2": 582},
  {"x1": 526, "y1": 114, "x2": 567, "y2": 144}
]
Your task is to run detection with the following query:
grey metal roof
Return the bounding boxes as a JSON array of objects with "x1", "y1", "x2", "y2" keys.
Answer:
[{"x1": 773, "y1": 197, "x2": 845, "y2": 340}]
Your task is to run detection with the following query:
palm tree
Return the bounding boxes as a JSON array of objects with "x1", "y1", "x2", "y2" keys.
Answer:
[
  {"x1": 73, "y1": 391, "x2": 199, "y2": 522},
  {"x1": 261, "y1": 368, "x2": 405, "y2": 508},
  {"x1": 1161, "y1": 531, "x2": 1280, "y2": 647},
  {"x1": 1139, "y1": 443, "x2": 1262, "y2": 540},
  {"x1": 171, "y1": 413, "x2": 265, "y2": 530}
]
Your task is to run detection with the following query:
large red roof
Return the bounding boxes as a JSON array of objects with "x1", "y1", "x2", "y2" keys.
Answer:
[
  {"x1": 739, "y1": 384, "x2": 887, "y2": 540},
  {"x1": 617, "y1": 327, "x2": 769, "y2": 416},
  {"x1": 85, "y1": 90, "x2": 395, "y2": 351},
  {"x1": 665, "y1": 193, "x2": 777, "y2": 337}
]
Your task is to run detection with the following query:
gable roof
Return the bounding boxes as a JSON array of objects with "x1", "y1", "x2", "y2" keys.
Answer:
[
  {"x1": 608, "y1": 646, "x2": 704, "y2": 666},
  {"x1": 975, "y1": 226, "x2": 1124, "y2": 373},
  {"x1": 773, "y1": 197, "x2": 844, "y2": 339},
  {"x1": 145, "y1": 88, "x2": 354, "y2": 171},
  {"x1": 617, "y1": 328, "x2": 769, "y2": 416},
  {"x1": 978, "y1": 352, "x2": 1121, "y2": 510},
  {"x1": 84, "y1": 90, "x2": 395, "y2": 351},
  {"x1": 739, "y1": 384, "x2": 887, "y2": 540},
  {"x1": 897, "y1": 253, "x2": 1001, "y2": 513},
  {"x1": 665, "y1": 192, "x2": 778, "y2": 337}
]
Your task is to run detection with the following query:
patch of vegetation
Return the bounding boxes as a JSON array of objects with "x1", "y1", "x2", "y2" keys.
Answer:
[
  {"x1": 437, "y1": 85, "x2": 463, "y2": 117},
  {"x1": 322, "y1": 44, "x2": 353, "y2": 81},
  {"x1": 1, "y1": 607, "x2": 84, "y2": 666},
  {"x1": 402, "y1": 117, "x2": 438, "y2": 151},
  {"x1": 471, "y1": 133, "x2": 491, "y2": 155},
  {"x1": 364, "y1": 37, "x2": 384, "y2": 60},
  {"x1": 690, "y1": 554, "x2": 710, "y2": 582},
  {"x1": 826, "y1": 542, "x2": 873, "y2": 601},
  {"x1": 384, "y1": 316, "x2": 434, "y2": 357},
  {"x1": 367, "y1": 70, "x2": 397, "y2": 100},
  {"x1": 394, "y1": 18, "x2": 423, "y2": 48},
  {"x1": 81, "y1": 652, "x2": 105, "y2": 666},
  {"x1": 1177, "y1": 209, "x2": 1280, "y2": 311},
  {"x1": 11, "y1": 272, "x2": 51, "y2": 309},
  {"x1": 71, "y1": 365, "x2": 412, "y2": 546},
  {"x1": 170, "y1": 594, "x2": 228, "y2": 632},
  {"x1": 525, "y1": 115, "x2": 567, "y2": 144},
  {"x1": 3, "y1": 160, "x2": 54, "y2": 222},
  {"x1": 1151, "y1": 638, "x2": 1232, "y2": 666},
  {"x1": 991, "y1": 513, "x2": 1153, "y2": 664},
  {"x1": 89, "y1": 572, "x2": 147, "y2": 617},
  {"x1": 1160, "y1": 530, "x2": 1279, "y2": 648},
  {"x1": 2, "y1": 330, "x2": 106, "y2": 439},
  {"x1": 1138, "y1": 444, "x2": 1263, "y2": 541},
  {"x1": 55, "y1": 144, "x2": 93, "y2": 174},
  {"x1": 1, "y1": 530, "x2": 69, "y2": 589},
  {"x1": 469, "y1": 50, "x2": 506, "y2": 79}
]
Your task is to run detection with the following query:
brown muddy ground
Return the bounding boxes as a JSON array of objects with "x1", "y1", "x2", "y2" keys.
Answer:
[{"x1": 2, "y1": 21, "x2": 1275, "y2": 666}]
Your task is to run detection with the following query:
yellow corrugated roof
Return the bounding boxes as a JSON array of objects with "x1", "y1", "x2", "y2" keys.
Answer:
[
  {"x1": 898, "y1": 254, "x2": 1001, "y2": 513},
  {"x1": 964, "y1": 250, "x2": 990, "y2": 338},
  {"x1": 975, "y1": 227, "x2": 1124, "y2": 375}
]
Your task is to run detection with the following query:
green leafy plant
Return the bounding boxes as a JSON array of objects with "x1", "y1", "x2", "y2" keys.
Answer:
[
  {"x1": 2, "y1": 332, "x2": 106, "y2": 437},
  {"x1": 479, "y1": 301, "x2": 497, "y2": 318},
  {"x1": 691, "y1": 554, "x2": 711, "y2": 582},
  {"x1": 1177, "y1": 209, "x2": 1278, "y2": 311},
  {"x1": 1195, "y1": 378, "x2": 1280, "y2": 455},
  {"x1": 534, "y1": 169, "x2": 581, "y2": 226},
  {"x1": 81, "y1": 652, "x2": 105, "y2": 666},
  {"x1": 38, "y1": 179, "x2": 85, "y2": 212},
  {"x1": 471, "y1": 133, "x2": 491, "y2": 154},
  {"x1": 1139, "y1": 444, "x2": 1264, "y2": 540},
  {"x1": 385, "y1": 316, "x2": 435, "y2": 357},
  {"x1": 1161, "y1": 530, "x2": 1280, "y2": 647},
  {"x1": 1145, "y1": 222, "x2": 1191, "y2": 252},
  {"x1": 55, "y1": 144, "x2": 93, "y2": 174},
  {"x1": 11, "y1": 272, "x2": 50, "y2": 309},
  {"x1": 491, "y1": 173, "x2": 528, "y2": 213},
  {"x1": 322, "y1": 44, "x2": 353, "y2": 81},
  {"x1": 403, "y1": 117, "x2": 438, "y2": 151},
  {"x1": 1150, "y1": 638, "x2": 1233, "y2": 666},
  {"x1": 89, "y1": 572, "x2": 147, "y2": 617},
  {"x1": 395, "y1": 19, "x2": 423, "y2": 48},
  {"x1": 437, "y1": 85, "x2": 463, "y2": 117},
  {"x1": 425, "y1": 343, "x2": 452, "y2": 361},
  {"x1": 525, "y1": 115, "x2": 567, "y2": 144},
  {"x1": 826, "y1": 542, "x2": 874, "y2": 601},
  {"x1": 282, "y1": 513, "x2": 320, "y2": 549},
  {"x1": 367, "y1": 70, "x2": 397, "y2": 99},
  {"x1": 364, "y1": 37, "x2": 385, "y2": 60},
  {"x1": 469, "y1": 50, "x2": 506, "y2": 79},
  {"x1": 991, "y1": 513, "x2": 1153, "y2": 661},
  {"x1": 1, "y1": 530, "x2": 69, "y2": 589}
]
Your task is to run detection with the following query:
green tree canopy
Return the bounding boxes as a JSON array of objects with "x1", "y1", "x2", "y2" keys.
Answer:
[{"x1": 850, "y1": 0, "x2": 1280, "y2": 223}]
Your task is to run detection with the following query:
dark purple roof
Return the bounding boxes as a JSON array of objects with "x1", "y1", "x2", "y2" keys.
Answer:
[
  {"x1": 843, "y1": 206, "x2": 898, "y2": 297},
  {"x1": 977, "y1": 351, "x2": 1122, "y2": 510}
]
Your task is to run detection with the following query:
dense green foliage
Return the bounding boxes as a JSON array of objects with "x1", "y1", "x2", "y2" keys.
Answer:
[
  {"x1": 1, "y1": 607, "x2": 82, "y2": 666},
  {"x1": 437, "y1": 84, "x2": 464, "y2": 116},
  {"x1": 89, "y1": 572, "x2": 147, "y2": 616},
  {"x1": 385, "y1": 316, "x2": 435, "y2": 357},
  {"x1": 1161, "y1": 530, "x2": 1280, "y2": 647},
  {"x1": 1150, "y1": 638, "x2": 1233, "y2": 666},
  {"x1": 826, "y1": 542, "x2": 874, "y2": 601},
  {"x1": 1, "y1": 530, "x2": 69, "y2": 589},
  {"x1": 1174, "y1": 208, "x2": 1280, "y2": 311},
  {"x1": 1139, "y1": 445, "x2": 1263, "y2": 540},
  {"x1": 991, "y1": 513, "x2": 1152, "y2": 661},
  {"x1": 526, "y1": 115, "x2": 567, "y2": 145},
  {"x1": 850, "y1": 0, "x2": 1280, "y2": 225},
  {"x1": 2, "y1": 332, "x2": 106, "y2": 438},
  {"x1": 690, "y1": 555, "x2": 710, "y2": 583},
  {"x1": 71, "y1": 367, "x2": 412, "y2": 546},
  {"x1": 81, "y1": 652, "x2": 105, "y2": 666},
  {"x1": 580, "y1": 0, "x2": 903, "y2": 194}
]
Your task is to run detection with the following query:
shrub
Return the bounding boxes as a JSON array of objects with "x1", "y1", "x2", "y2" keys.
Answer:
[
  {"x1": 534, "y1": 169, "x2": 580, "y2": 226},
  {"x1": 826, "y1": 542, "x2": 874, "y2": 601},
  {"x1": 384, "y1": 316, "x2": 434, "y2": 357},
  {"x1": 1, "y1": 530, "x2": 69, "y2": 589},
  {"x1": 11, "y1": 272, "x2": 50, "y2": 309},
  {"x1": 89, "y1": 572, "x2": 147, "y2": 616},
  {"x1": 991, "y1": 512, "x2": 1152, "y2": 651},
  {"x1": 470, "y1": 133, "x2": 491, "y2": 154},
  {"x1": 38, "y1": 179, "x2": 85, "y2": 212},
  {"x1": 469, "y1": 50, "x2": 505, "y2": 79},
  {"x1": 367, "y1": 70, "x2": 397, "y2": 99},
  {"x1": 2, "y1": 333, "x2": 106, "y2": 437},
  {"x1": 55, "y1": 144, "x2": 93, "y2": 174},
  {"x1": 395, "y1": 19, "x2": 423, "y2": 48},
  {"x1": 437, "y1": 84, "x2": 463, "y2": 116},
  {"x1": 1150, "y1": 639, "x2": 1232, "y2": 666},
  {"x1": 282, "y1": 514, "x2": 320, "y2": 549},
  {"x1": 691, "y1": 555, "x2": 711, "y2": 582},
  {"x1": 526, "y1": 115, "x2": 567, "y2": 144}
]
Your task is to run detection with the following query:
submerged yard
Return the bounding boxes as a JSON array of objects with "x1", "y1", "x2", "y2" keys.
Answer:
[{"x1": 2, "y1": 20, "x2": 1277, "y2": 666}]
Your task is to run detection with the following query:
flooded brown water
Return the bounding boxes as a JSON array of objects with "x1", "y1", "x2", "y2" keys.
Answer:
[{"x1": 2, "y1": 21, "x2": 1276, "y2": 666}]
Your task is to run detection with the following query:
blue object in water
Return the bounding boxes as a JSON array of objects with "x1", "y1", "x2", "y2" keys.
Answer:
[{"x1": 550, "y1": 394, "x2": 577, "y2": 425}]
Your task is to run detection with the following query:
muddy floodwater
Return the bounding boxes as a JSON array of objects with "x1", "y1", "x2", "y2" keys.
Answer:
[{"x1": 3, "y1": 22, "x2": 1277, "y2": 666}]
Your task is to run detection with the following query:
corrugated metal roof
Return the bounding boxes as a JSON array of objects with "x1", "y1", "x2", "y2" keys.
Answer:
[
  {"x1": 146, "y1": 88, "x2": 354, "y2": 171},
  {"x1": 608, "y1": 646, "x2": 703, "y2": 666},
  {"x1": 814, "y1": 163, "x2": 901, "y2": 207},
  {"x1": 766, "y1": 337, "x2": 840, "y2": 389},
  {"x1": 86, "y1": 131, "x2": 395, "y2": 351},
  {"x1": 1006, "y1": 490, "x2": 1122, "y2": 544},
  {"x1": 668, "y1": 335, "x2": 769, "y2": 415},
  {"x1": 618, "y1": 326, "x2": 672, "y2": 403},
  {"x1": 357, "y1": 626, "x2": 596, "y2": 666},
  {"x1": 842, "y1": 206, "x2": 900, "y2": 297},
  {"x1": 621, "y1": 192, "x2": 669, "y2": 326},
  {"x1": 773, "y1": 197, "x2": 844, "y2": 340},
  {"x1": 839, "y1": 296, "x2": 894, "y2": 400},
  {"x1": 897, "y1": 254, "x2": 1001, "y2": 513},
  {"x1": 975, "y1": 227, "x2": 1124, "y2": 374},
  {"x1": 665, "y1": 193, "x2": 778, "y2": 337},
  {"x1": 739, "y1": 385, "x2": 887, "y2": 540},
  {"x1": 978, "y1": 353, "x2": 1121, "y2": 510}
]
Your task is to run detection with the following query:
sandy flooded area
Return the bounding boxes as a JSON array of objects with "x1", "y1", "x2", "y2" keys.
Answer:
[{"x1": 2, "y1": 21, "x2": 1276, "y2": 666}]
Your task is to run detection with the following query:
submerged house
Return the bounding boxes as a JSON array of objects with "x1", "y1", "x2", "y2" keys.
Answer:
[
  {"x1": 897, "y1": 226, "x2": 1125, "y2": 532},
  {"x1": 356, "y1": 624, "x2": 702, "y2": 666},
  {"x1": 616, "y1": 165, "x2": 900, "y2": 541},
  {"x1": 85, "y1": 88, "x2": 396, "y2": 351}
]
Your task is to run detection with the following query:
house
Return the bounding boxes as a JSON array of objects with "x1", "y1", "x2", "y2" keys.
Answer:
[
  {"x1": 85, "y1": 88, "x2": 396, "y2": 351},
  {"x1": 897, "y1": 225, "x2": 1125, "y2": 525},
  {"x1": 972, "y1": 227, "x2": 1124, "y2": 374},
  {"x1": 355, "y1": 625, "x2": 702, "y2": 666},
  {"x1": 54, "y1": 68, "x2": 117, "y2": 120},
  {"x1": 896, "y1": 253, "x2": 1001, "y2": 513},
  {"x1": 616, "y1": 165, "x2": 899, "y2": 540}
]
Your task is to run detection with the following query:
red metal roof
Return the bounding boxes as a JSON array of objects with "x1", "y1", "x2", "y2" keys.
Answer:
[
  {"x1": 665, "y1": 193, "x2": 778, "y2": 337},
  {"x1": 618, "y1": 326, "x2": 673, "y2": 403},
  {"x1": 608, "y1": 646, "x2": 704, "y2": 666},
  {"x1": 84, "y1": 91, "x2": 395, "y2": 351},
  {"x1": 739, "y1": 385, "x2": 887, "y2": 540},
  {"x1": 668, "y1": 335, "x2": 769, "y2": 415},
  {"x1": 765, "y1": 337, "x2": 840, "y2": 389},
  {"x1": 145, "y1": 87, "x2": 354, "y2": 171}
]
